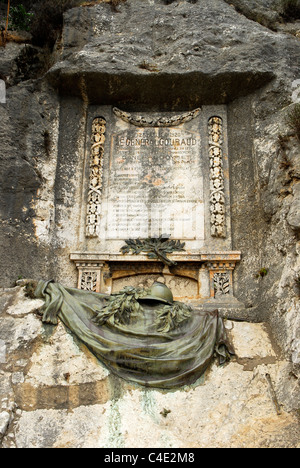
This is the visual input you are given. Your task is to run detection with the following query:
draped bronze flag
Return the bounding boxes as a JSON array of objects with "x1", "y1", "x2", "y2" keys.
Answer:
[{"x1": 35, "y1": 280, "x2": 234, "y2": 389}]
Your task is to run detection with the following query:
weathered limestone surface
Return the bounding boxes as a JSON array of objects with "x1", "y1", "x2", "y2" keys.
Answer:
[
  {"x1": 0, "y1": 287, "x2": 299, "y2": 448},
  {"x1": 0, "y1": 0, "x2": 300, "y2": 448},
  {"x1": 49, "y1": 0, "x2": 298, "y2": 108}
]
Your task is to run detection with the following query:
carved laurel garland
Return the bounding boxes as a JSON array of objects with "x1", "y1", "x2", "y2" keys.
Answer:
[
  {"x1": 208, "y1": 116, "x2": 226, "y2": 238},
  {"x1": 113, "y1": 107, "x2": 201, "y2": 127},
  {"x1": 86, "y1": 117, "x2": 106, "y2": 237}
]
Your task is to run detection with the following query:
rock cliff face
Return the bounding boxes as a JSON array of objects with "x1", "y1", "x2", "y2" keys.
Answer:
[
  {"x1": 0, "y1": 0, "x2": 299, "y2": 447},
  {"x1": 49, "y1": 0, "x2": 293, "y2": 107}
]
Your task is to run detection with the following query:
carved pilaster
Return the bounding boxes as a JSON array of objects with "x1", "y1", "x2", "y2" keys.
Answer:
[
  {"x1": 208, "y1": 116, "x2": 226, "y2": 238},
  {"x1": 86, "y1": 117, "x2": 106, "y2": 238}
]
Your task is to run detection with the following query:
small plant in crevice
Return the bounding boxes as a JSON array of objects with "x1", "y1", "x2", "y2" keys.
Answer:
[
  {"x1": 286, "y1": 104, "x2": 300, "y2": 141},
  {"x1": 9, "y1": 4, "x2": 34, "y2": 31},
  {"x1": 255, "y1": 268, "x2": 269, "y2": 279},
  {"x1": 160, "y1": 408, "x2": 171, "y2": 418}
]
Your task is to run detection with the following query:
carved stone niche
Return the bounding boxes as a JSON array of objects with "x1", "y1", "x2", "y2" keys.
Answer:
[{"x1": 71, "y1": 105, "x2": 242, "y2": 304}]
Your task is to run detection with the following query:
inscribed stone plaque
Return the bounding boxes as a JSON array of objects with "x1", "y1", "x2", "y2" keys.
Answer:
[{"x1": 104, "y1": 126, "x2": 204, "y2": 240}]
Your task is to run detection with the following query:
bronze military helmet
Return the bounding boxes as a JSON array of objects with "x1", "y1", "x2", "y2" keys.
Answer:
[{"x1": 142, "y1": 282, "x2": 174, "y2": 305}]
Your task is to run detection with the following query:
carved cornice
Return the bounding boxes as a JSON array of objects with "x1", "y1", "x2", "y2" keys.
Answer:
[{"x1": 70, "y1": 252, "x2": 241, "y2": 264}]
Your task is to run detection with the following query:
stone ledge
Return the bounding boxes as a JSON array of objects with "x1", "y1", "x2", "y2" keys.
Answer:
[{"x1": 70, "y1": 251, "x2": 242, "y2": 263}]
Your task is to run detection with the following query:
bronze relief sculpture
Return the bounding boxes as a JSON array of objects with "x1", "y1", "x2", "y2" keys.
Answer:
[{"x1": 33, "y1": 280, "x2": 234, "y2": 389}]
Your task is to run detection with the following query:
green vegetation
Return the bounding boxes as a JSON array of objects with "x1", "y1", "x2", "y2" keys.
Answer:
[
  {"x1": 255, "y1": 268, "x2": 269, "y2": 279},
  {"x1": 9, "y1": 3, "x2": 33, "y2": 31},
  {"x1": 1, "y1": 0, "x2": 128, "y2": 49}
]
